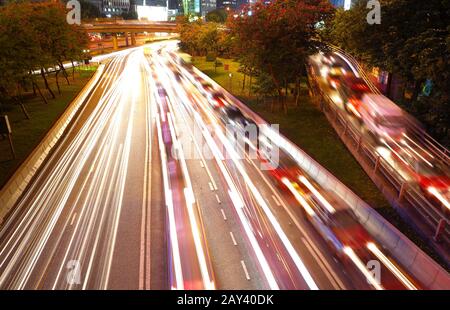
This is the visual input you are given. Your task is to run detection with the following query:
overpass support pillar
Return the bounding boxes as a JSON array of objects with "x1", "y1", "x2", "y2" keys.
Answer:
[
  {"x1": 125, "y1": 32, "x2": 129, "y2": 46},
  {"x1": 112, "y1": 34, "x2": 118, "y2": 50},
  {"x1": 131, "y1": 32, "x2": 136, "y2": 46}
]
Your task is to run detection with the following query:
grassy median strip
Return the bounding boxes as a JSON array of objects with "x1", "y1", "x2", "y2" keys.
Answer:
[
  {"x1": 0, "y1": 65, "x2": 98, "y2": 188},
  {"x1": 192, "y1": 56, "x2": 445, "y2": 264}
]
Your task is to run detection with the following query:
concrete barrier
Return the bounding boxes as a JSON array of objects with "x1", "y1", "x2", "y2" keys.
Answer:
[
  {"x1": 0, "y1": 64, "x2": 105, "y2": 223},
  {"x1": 194, "y1": 67, "x2": 450, "y2": 289}
]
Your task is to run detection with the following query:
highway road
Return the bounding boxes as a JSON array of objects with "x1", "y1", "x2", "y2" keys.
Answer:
[
  {"x1": 0, "y1": 41, "x2": 424, "y2": 290},
  {"x1": 308, "y1": 50, "x2": 449, "y2": 255}
]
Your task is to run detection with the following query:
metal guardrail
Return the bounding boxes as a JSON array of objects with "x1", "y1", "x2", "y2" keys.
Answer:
[
  {"x1": 306, "y1": 67, "x2": 449, "y2": 262},
  {"x1": 329, "y1": 44, "x2": 450, "y2": 161},
  {"x1": 192, "y1": 65, "x2": 450, "y2": 289}
]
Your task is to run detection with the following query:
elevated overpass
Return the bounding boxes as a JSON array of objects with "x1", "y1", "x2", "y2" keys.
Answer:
[{"x1": 82, "y1": 20, "x2": 178, "y2": 49}]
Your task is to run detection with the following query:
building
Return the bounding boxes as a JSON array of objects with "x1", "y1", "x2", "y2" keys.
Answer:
[
  {"x1": 330, "y1": 0, "x2": 354, "y2": 10},
  {"x1": 201, "y1": 0, "x2": 216, "y2": 17},
  {"x1": 168, "y1": 0, "x2": 181, "y2": 10},
  {"x1": 182, "y1": 0, "x2": 201, "y2": 16},
  {"x1": 217, "y1": 0, "x2": 236, "y2": 10},
  {"x1": 131, "y1": 0, "x2": 169, "y2": 21},
  {"x1": 102, "y1": 0, "x2": 131, "y2": 16},
  {"x1": 87, "y1": 0, "x2": 103, "y2": 12}
]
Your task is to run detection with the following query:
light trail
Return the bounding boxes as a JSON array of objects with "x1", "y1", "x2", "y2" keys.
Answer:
[
  {"x1": 427, "y1": 187, "x2": 450, "y2": 211},
  {"x1": 151, "y1": 55, "x2": 280, "y2": 289},
  {"x1": 367, "y1": 242, "x2": 417, "y2": 290},
  {"x1": 343, "y1": 247, "x2": 384, "y2": 290},
  {"x1": 282, "y1": 178, "x2": 316, "y2": 217},
  {"x1": 298, "y1": 176, "x2": 336, "y2": 214}
]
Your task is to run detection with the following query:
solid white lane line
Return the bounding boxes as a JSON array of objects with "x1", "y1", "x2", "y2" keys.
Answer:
[{"x1": 140, "y1": 58, "x2": 150, "y2": 291}]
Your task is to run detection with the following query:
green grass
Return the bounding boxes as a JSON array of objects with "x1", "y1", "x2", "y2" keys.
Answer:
[
  {"x1": 192, "y1": 57, "x2": 248, "y2": 97},
  {"x1": 192, "y1": 56, "x2": 446, "y2": 264},
  {"x1": 0, "y1": 65, "x2": 97, "y2": 188}
]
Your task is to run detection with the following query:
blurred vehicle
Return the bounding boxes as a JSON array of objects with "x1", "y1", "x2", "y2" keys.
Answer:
[
  {"x1": 319, "y1": 208, "x2": 371, "y2": 252},
  {"x1": 338, "y1": 76, "x2": 371, "y2": 117},
  {"x1": 392, "y1": 148, "x2": 450, "y2": 199},
  {"x1": 344, "y1": 76, "x2": 371, "y2": 94},
  {"x1": 301, "y1": 186, "x2": 372, "y2": 256},
  {"x1": 326, "y1": 64, "x2": 346, "y2": 89},
  {"x1": 263, "y1": 153, "x2": 301, "y2": 188},
  {"x1": 319, "y1": 53, "x2": 334, "y2": 66},
  {"x1": 359, "y1": 94, "x2": 406, "y2": 140},
  {"x1": 218, "y1": 106, "x2": 256, "y2": 130},
  {"x1": 207, "y1": 92, "x2": 227, "y2": 109},
  {"x1": 266, "y1": 155, "x2": 373, "y2": 255},
  {"x1": 198, "y1": 80, "x2": 215, "y2": 94},
  {"x1": 157, "y1": 84, "x2": 167, "y2": 101},
  {"x1": 217, "y1": 106, "x2": 259, "y2": 153}
]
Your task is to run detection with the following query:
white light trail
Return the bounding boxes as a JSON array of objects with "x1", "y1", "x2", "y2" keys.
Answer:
[
  {"x1": 367, "y1": 242, "x2": 417, "y2": 290},
  {"x1": 298, "y1": 176, "x2": 336, "y2": 214},
  {"x1": 343, "y1": 246, "x2": 384, "y2": 290},
  {"x1": 428, "y1": 187, "x2": 450, "y2": 211}
]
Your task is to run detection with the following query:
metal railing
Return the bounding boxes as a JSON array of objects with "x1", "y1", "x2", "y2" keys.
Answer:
[
  {"x1": 329, "y1": 44, "x2": 450, "y2": 161},
  {"x1": 307, "y1": 67, "x2": 449, "y2": 259}
]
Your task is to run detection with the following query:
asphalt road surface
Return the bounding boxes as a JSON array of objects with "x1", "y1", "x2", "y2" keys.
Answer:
[{"x1": 0, "y1": 41, "x2": 420, "y2": 290}]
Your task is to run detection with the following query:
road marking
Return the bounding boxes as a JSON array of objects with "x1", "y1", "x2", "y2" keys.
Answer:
[
  {"x1": 240, "y1": 260, "x2": 251, "y2": 280},
  {"x1": 245, "y1": 152, "x2": 346, "y2": 290},
  {"x1": 208, "y1": 182, "x2": 214, "y2": 191},
  {"x1": 229, "y1": 232, "x2": 237, "y2": 246},
  {"x1": 139, "y1": 66, "x2": 151, "y2": 291},
  {"x1": 215, "y1": 194, "x2": 221, "y2": 204},
  {"x1": 70, "y1": 212, "x2": 77, "y2": 226},
  {"x1": 301, "y1": 237, "x2": 345, "y2": 290},
  {"x1": 271, "y1": 195, "x2": 281, "y2": 207},
  {"x1": 145, "y1": 70, "x2": 153, "y2": 290},
  {"x1": 220, "y1": 209, "x2": 227, "y2": 221}
]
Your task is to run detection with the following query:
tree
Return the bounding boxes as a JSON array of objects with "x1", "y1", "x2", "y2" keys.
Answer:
[
  {"x1": 206, "y1": 8, "x2": 228, "y2": 23},
  {"x1": 252, "y1": 72, "x2": 277, "y2": 109},
  {"x1": 0, "y1": 1, "x2": 88, "y2": 118},
  {"x1": 177, "y1": 18, "x2": 230, "y2": 61},
  {"x1": 326, "y1": 0, "x2": 450, "y2": 145},
  {"x1": 228, "y1": 0, "x2": 334, "y2": 112}
]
